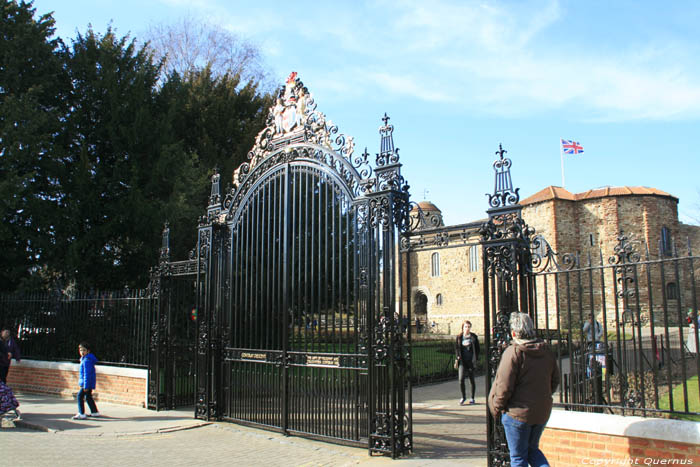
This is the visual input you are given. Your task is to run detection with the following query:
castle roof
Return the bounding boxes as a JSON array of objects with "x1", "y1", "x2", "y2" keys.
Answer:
[
  {"x1": 520, "y1": 186, "x2": 677, "y2": 205},
  {"x1": 411, "y1": 201, "x2": 441, "y2": 212}
]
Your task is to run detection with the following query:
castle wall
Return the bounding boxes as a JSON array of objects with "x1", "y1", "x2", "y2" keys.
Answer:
[{"x1": 408, "y1": 189, "x2": 700, "y2": 336}]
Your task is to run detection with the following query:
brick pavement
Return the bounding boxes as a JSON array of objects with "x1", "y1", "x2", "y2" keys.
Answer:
[{"x1": 3, "y1": 378, "x2": 487, "y2": 466}]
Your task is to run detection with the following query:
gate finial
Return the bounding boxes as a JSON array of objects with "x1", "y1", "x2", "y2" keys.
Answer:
[
  {"x1": 486, "y1": 143, "x2": 520, "y2": 208},
  {"x1": 209, "y1": 167, "x2": 221, "y2": 206},
  {"x1": 160, "y1": 222, "x2": 170, "y2": 263},
  {"x1": 377, "y1": 113, "x2": 397, "y2": 166}
]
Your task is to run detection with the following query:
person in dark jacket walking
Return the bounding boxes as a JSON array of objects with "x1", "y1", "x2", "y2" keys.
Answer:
[
  {"x1": 488, "y1": 312, "x2": 560, "y2": 467},
  {"x1": 0, "y1": 328, "x2": 21, "y2": 384},
  {"x1": 72, "y1": 342, "x2": 100, "y2": 420},
  {"x1": 455, "y1": 320, "x2": 480, "y2": 405}
]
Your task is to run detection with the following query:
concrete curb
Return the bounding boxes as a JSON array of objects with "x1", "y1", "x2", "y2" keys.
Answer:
[
  {"x1": 113, "y1": 421, "x2": 212, "y2": 437},
  {"x1": 14, "y1": 418, "x2": 56, "y2": 432},
  {"x1": 12, "y1": 417, "x2": 211, "y2": 437}
]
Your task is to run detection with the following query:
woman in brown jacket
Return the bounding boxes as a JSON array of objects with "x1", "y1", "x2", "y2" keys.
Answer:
[{"x1": 488, "y1": 312, "x2": 560, "y2": 467}]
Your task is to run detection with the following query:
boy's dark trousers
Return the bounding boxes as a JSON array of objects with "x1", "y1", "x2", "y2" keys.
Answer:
[{"x1": 78, "y1": 388, "x2": 98, "y2": 415}]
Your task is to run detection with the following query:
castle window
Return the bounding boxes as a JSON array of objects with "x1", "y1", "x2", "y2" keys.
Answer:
[
  {"x1": 431, "y1": 252, "x2": 440, "y2": 277},
  {"x1": 661, "y1": 226, "x2": 672, "y2": 256},
  {"x1": 589, "y1": 234, "x2": 594, "y2": 247},
  {"x1": 469, "y1": 245, "x2": 479, "y2": 272},
  {"x1": 436, "y1": 293, "x2": 443, "y2": 306},
  {"x1": 666, "y1": 282, "x2": 678, "y2": 300}
]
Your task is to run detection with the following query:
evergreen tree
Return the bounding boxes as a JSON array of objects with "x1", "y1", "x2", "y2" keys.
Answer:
[
  {"x1": 1, "y1": 6, "x2": 273, "y2": 291},
  {"x1": 61, "y1": 27, "x2": 173, "y2": 288},
  {"x1": 166, "y1": 68, "x2": 272, "y2": 259},
  {"x1": 0, "y1": 0, "x2": 67, "y2": 291}
]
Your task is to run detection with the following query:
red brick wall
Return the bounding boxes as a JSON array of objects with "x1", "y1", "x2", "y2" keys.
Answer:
[
  {"x1": 6, "y1": 363, "x2": 146, "y2": 407},
  {"x1": 541, "y1": 427, "x2": 700, "y2": 466}
]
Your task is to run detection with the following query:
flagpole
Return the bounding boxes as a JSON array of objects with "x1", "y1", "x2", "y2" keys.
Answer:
[{"x1": 560, "y1": 139, "x2": 566, "y2": 188}]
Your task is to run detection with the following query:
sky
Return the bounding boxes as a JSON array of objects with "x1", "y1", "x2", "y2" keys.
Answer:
[{"x1": 31, "y1": 0, "x2": 700, "y2": 226}]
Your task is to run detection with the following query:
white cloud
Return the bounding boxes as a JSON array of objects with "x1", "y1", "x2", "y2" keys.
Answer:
[
  {"x1": 366, "y1": 72, "x2": 451, "y2": 102},
  {"x1": 156, "y1": 0, "x2": 700, "y2": 121}
]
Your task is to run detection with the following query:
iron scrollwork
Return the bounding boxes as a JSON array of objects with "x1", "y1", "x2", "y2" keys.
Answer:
[
  {"x1": 609, "y1": 232, "x2": 640, "y2": 301},
  {"x1": 370, "y1": 412, "x2": 412, "y2": 456},
  {"x1": 529, "y1": 234, "x2": 578, "y2": 273},
  {"x1": 149, "y1": 72, "x2": 413, "y2": 456},
  {"x1": 486, "y1": 144, "x2": 520, "y2": 208}
]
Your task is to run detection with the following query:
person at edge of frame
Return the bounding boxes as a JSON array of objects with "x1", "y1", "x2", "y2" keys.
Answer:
[{"x1": 0, "y1": 327, "x2": 21, "y2": 384}]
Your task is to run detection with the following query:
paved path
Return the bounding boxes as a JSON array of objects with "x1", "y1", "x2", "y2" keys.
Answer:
[{"x1": 3, "y1": 379, "x2": 487, "y2": 466}]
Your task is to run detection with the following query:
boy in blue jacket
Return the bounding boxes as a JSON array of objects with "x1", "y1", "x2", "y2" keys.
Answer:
[{"x1": 73, "y1": 342, "x2": 100, "y2": 420}]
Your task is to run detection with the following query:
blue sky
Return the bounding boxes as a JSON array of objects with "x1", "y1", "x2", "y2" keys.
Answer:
[{"x1": 32, "y1": 0, "x2": 700, "y2": 226}]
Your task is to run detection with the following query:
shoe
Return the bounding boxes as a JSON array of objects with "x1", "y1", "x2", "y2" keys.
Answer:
[
  {"x1": 459, "y1": 398, "x2": 465, "y2": 405},
  {"x1": 88, "y1": 412, "x2": 101, "y2": 417},
  {"x1": 72, "y1": 413, "x2": 87, "y2": 420},
  {"x1": 469, "y1": 399, "x2": 476, "y2": 405}
]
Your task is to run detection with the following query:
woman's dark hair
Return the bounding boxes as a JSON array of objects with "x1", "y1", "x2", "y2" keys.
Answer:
[{"x1": 79, "y1": 341, "x2": 91, "y2": 351}]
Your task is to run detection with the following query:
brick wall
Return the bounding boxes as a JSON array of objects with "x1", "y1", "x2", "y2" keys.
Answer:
[
  {"x1": 6, "y1": 359, "x2": 147, "y2": 407},
  {"x1": 406, "y1": 188, "x2": 700, "y2": 334},
  {"x1": 406, "y1": 233, "x2": 484, "y2": 335},
  {"x1": 541, "y1": 410, "x2": 700, "y2": 466},
  {"x1": 541, "y1": 429, "x2": 700, "y2": 466},
  {"x1": 523, "y1": 194, "x2": 699, "y2": 326}
]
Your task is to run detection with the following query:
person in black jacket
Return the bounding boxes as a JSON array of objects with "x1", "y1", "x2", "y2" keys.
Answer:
[
  {"x1": 455, "y1": 320, "x2": 480, "y2": 405},
  {"x1": 0, "y1": 328, "x2": 21, "y2": 384}
]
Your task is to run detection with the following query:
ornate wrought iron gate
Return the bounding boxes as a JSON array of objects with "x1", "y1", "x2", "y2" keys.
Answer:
[
  {"x1": 184, "y1": 74, "x2": 411, "y2": 456},
  {"x1": 148, "y1": 224, "x2": 201, "y2": 410},
  {"x1": 480, "y1": 146, "x2": 536, "y2": 467}
]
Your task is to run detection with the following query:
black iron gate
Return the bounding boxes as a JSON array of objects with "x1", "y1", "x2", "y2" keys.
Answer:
[
  {"x1": 480, "y1": 146, "x2": 536, "y2": 467},
  {"x1": 148, "y1": 224, "x2": 201, "y2": 410},
  {"x1": 178, "y1": 74, "x2": 411, "y2": 456}
]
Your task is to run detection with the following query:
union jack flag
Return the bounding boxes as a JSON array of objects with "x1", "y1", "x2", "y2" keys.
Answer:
[{"x1": 561, "y1": 139, "x2": 584, "y2": 155}]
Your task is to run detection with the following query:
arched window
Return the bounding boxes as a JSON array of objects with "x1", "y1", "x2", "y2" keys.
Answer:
[
  {"x1": 666, "y1": 282, "x2": 678, "y2": 300},
  {"x1": 436, "y1": 293, "x2": 443, "y2": 306},
  {"x1": 431, "y1": 252, "x2": 440, "y2": 277},
  {"x1": 469, "y1": 245, "x2": 479, "y2": 272}
]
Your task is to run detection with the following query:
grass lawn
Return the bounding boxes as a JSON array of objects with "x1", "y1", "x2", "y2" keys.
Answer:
[{"x1": 658, "y1": 374, "x2": 700, "y2": 421}]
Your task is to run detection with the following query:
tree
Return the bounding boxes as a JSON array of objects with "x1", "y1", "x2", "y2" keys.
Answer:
[
  {"x1": 60, "y1": 29, "x2": 272, "y2": 288},
  {"x1": 0, "y1": 0, "x2": 68, "y2": 291},
  {"x1": 144, "y1": 16, "x2": 274, "y2": 93},
  {"x1": 164, "y1": 67, "x2": 273, "y2": 259},
  {"x1": 1, "y1": 7, "x2": 275, "y2": 291},
  {"x1": 60, "y1": 27, "x2": 180, "y2": 288}
]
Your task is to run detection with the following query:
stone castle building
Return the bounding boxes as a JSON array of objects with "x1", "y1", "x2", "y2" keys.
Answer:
[{"x1": 405, "y1": 186, "x2": 700, "y2": 336}]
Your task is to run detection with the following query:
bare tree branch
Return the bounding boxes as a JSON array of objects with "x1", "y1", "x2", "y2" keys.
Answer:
[{"x1": 144, "y1": 16, "x2": 274, "y2": 92}]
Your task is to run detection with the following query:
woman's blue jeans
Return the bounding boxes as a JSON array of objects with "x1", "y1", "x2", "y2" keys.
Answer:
[{"x1": 501, "y1": 412, "x2": 549, "y2": 467}]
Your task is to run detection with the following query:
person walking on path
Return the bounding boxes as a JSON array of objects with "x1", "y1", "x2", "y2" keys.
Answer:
[
  {"x1": 455, "y1": 320, "x2": 480, "y2": 405},
  {"x1": 0, "y1": 327, "x2": 21, "y2": 384},
  {"x1": 488, "y1": 312, "x2": 560, "y2": 467},
  {"x1": 72, "y1": 342, "x2": 100, "y2": 420},
  {"x1": 582, "y1": 316, "x2": 603, "y2": 346}
]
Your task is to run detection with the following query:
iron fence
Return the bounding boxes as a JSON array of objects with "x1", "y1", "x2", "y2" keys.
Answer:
[
  {"x1": 531, "y1": 235, "x2": 700, "y2": 420},
  {"x1": 0, "y1": 289, "x2": 153, "y2": 367},
  {"x1": 410, "y1": 339, "x2": 456, "y2": 385},
  {"x1": 409, "y1": 338, "x2": 489, "y2": 386}
]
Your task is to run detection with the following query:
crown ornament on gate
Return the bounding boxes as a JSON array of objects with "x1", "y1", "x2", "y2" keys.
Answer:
[
  {"x1": 232, "y1": 72, "x2": 360, "y2": 191},
  {"x1": 486, "y1": 144, "x2": 520, "y2": 208}
]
